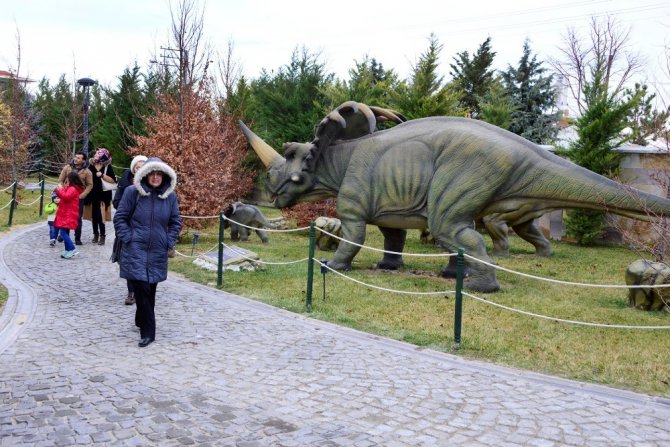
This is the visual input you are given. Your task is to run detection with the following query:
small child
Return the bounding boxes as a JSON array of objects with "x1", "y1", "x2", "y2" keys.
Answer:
[{"x1": 44, "y1": 193, "x2": 61, "y2": 246}]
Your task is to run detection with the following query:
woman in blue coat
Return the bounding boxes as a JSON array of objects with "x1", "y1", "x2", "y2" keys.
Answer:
[{"x1": 113, "y1": 157, "x2": 182, "y2": 347}]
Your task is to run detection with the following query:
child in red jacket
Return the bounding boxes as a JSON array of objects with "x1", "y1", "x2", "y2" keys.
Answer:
[{"x1": 54, "y1": 171, "x2": 85, "y2": 259}]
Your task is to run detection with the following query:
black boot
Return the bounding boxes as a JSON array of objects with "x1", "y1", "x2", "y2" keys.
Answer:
[
  {"x1": 92, "y1": 234, "x2": 99, "y2": 243},
  {"x1": 98, "y1": 235, "x2": 106, "y2": 246}
]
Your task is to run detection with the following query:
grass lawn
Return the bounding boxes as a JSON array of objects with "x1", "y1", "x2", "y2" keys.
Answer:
[{"x1": 171, "y1": 205, "x2": 670, "y2": 397}]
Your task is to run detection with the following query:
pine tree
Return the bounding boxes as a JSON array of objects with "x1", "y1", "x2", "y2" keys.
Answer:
[
  {"x1": 564, "y1": 74, "x2": 644, "y2": 244},
  {"x1": 92, "y1": 65, "x2": 153, "y2": 167},
  {"x1": 245, "y1": 48, "x2": 334, "y2": 148},
  {"x1": 477, "y1": 77, "x2": 516, "y2": 129},
  {"x1": 501, "y1": 40, "x2": 559, "y2": 144},
  {"x1": 450, "y1": 37, "x2": 496, "y2": 118},
  {"x1": 322, "y1": 56, "x2": 400, "y2": 112},
  {"x1": 391, "y1": 34, "x2": 462, "y2": 119},
  {"x1": 32, "y1": 76, "x2": 81, "y2": 169}
]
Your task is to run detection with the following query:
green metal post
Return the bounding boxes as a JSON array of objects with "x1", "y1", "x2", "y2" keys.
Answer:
[
  {"x1": 217, "y1": 213, "x2": 225, "y2": 288},
  {"x1": 305, "y1": 221, "x2": 316, "y2": 312},
  {"x1": 39, "y1": 174, "x2": 45, "y2": 217},
  {"x1": 8, "y1": 182, "x2": 17, "y2": 226},
  {"x1": 453, "y1": 248, "x2": 465, "y2": 350}
]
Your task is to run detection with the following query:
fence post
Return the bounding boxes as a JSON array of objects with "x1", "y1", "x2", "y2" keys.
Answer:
[
  {"x1": 305, "y1": 221, "x2": 316, "y2": 312},
  {"x1": 39, "y1": 174, "x2": 45, "y2": 218},
  {"x1": 453, "y1": 248, "x2": 465, "y2": 350},
  {"x1": 217, "y1": 213, "x2": 225, "y2": 288},
  {"x1": 8, "y1": 182, "x2": 17, "y2": 226}
]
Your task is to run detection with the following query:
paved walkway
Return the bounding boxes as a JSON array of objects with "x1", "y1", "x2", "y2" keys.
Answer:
[{"x1": 1, "y1": 224, "x2": 669, "y2": 446}]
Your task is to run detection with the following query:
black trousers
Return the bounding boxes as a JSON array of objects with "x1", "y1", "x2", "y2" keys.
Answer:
[
  {"x1": 74, "y1": 200, "x2": 84, "y2": 241},
  {"x1": 91, "y1": 199, "x2": 106, "y2": 236},
  {"x1": 130, "y1": 280, "x2": 158, "y2": 340}
]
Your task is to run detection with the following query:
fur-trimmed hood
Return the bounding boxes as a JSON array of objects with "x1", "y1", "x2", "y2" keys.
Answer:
[{"x1": 134, "y1": 157, "x2": 177, "y2": 199}]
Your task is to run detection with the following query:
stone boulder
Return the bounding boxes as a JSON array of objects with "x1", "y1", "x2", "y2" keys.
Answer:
[
  {"x1": 314, "y1": 216, "x2": 341, "y2": 251},
  {"x1": 624, "y1": 259, "x2": 670, "y2": 311}
]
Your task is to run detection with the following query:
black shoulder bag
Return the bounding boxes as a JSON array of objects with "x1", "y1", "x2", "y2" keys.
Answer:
[{"x1": 111, "y1": 193, "x2": 138, "y2": 263}]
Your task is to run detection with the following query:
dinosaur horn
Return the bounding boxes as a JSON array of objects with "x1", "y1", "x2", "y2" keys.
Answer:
[{"x1": 238, "y1": 121, "x2": 284, "y2": 167}]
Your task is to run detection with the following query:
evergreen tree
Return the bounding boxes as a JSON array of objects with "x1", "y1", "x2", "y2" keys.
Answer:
[
  {"x1": 477, "y1": 77, "x2": 516, "y2": 129},
  {"x1": 450, "y1": 37, "x2": 496, "y2": 118},
  {"x1": 563, "y1": 73, "x2": 644, "y2": 244},
  {"x1": 322, "y1": 56, "x2": 400, "y2": 112},
  {"x1": 92, "y1": 65, "x2": 152, "y2": 166},
  {"x1": 245, "y1": 48, "x2": 334, "y2": 149},
  {"x1": 501, "y1": 40, "x2": 559, "y2": 144},
  {"x1": 391, "y1": 34, "x2": 462, "y2": 119},
  {"x1": 32, "y1": 76, "x2": 81, "y2": 169},
  {"x1": 625, "y1": 83, "x2": 670, "y2": 145}
]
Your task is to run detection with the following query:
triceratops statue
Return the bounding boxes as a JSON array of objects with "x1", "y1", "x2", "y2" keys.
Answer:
[{"x1": 239, "y1": 101, "x2": 670, "y2": 292}]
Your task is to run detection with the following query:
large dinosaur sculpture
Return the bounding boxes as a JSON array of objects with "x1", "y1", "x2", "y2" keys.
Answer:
[{"x1": 239, "y1": 101, "x2": 670, "y2": 292}]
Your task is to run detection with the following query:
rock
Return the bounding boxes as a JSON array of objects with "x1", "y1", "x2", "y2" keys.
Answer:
[
  {"x1": 314, "y1": 216, "x2": 341, "y2": 251},
  {"x1": 193, "y1": 245, "x2": 263, "y2": 272},
  {"x1": 624, "y1": 259, "x2": 670, "y2": 311}
]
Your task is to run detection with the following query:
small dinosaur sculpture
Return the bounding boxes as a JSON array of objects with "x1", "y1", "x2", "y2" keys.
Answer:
[{"x1": 240, "y1": 101, "x2": 670, "y2": 292}]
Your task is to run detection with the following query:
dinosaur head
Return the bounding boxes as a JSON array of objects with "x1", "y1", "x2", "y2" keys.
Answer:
[{"x1": 239, "y1": 121, "x2": 317, "y2": 208}]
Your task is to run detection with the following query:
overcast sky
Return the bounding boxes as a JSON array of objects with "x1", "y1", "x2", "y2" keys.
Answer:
[{"x1": 1, "y1": 0, "x2": 668, "y2": 104}]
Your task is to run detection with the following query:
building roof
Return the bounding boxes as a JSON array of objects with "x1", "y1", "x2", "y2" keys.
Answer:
[{"x1": 0, "y1": 69, "x2": 34, "y2": 83}]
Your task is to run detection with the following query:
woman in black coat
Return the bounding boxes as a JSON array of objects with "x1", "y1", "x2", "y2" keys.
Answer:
[{"x1": 113, "y1": 157, "x2": 182, "y2": 347}]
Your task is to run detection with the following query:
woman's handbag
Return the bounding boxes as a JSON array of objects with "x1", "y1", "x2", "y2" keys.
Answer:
[
  {"x1": 101, "y1": 166, "x2": 117, "y2": 191},
  {"x1": 111, "y1": 193, "x2": 138, "y2": 263},
  {"x1": 110, "y1": 237, "x2": 122, "y2": 263}
]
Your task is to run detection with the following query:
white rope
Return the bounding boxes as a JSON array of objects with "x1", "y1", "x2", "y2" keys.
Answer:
[
  {"x1": 462, "y1": 291, "x2": 670, "y2": 329},
  {"x1": 19, "y1": 195, "x2": 43, "y2": 206},
  {"x1": 0, "y1": 182, "x2": 16, "y2": 192},
  {"x1": 0, "y1": 199, "x2": 14, "y2": 210},
  {"x1": 314, "y1": 259, "x2": 456, "y2": 296},
  {"x1": 222, "y1": 215, "x2": 311, "y2": 233},
  {"x1": 463, "y1": 253, "x2": 670, "y2": 289},
  {"x1": 221, "y1": 242, "x2": 309, "y2": 265},
  {"x1": 180, "y1": 214, "x2": 220, "y2": 220},
  {"x1": 173, "y1": 242, "x2": 221, "y2": 259},
  {"x1": 315, "y1": 227, "x2": 459, "y2": 258}
]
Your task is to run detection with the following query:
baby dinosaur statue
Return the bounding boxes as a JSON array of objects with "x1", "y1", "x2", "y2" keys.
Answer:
[{"x1": 239, "y1": 101, "x2": 670, "y2": 292}]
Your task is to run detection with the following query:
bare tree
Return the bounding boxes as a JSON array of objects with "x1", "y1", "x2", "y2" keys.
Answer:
[
  {"x1": 0, "y1": 27, "x2": 36, "y2": 185},
  {"x1": 551, "y1": 16, "x2": 642, "y2": 114},
  {"x1": 169, "y1": 0, "x2": 212, "y2": 89},
  {"x1": 217, "y1": 39, "x2": 241, "y2": 100}
]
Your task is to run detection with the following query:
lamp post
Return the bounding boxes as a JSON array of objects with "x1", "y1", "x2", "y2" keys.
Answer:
[{"x1": 77, "y1": 77, "x2": 97, "y2": 159}]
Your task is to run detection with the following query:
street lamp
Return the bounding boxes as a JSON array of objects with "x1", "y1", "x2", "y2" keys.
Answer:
[{"x1": 77, "y1": 77, "x2": 97, "y2": 159}]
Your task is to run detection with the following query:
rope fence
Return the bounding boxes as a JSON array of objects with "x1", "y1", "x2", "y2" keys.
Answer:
[{"x1": 208, "y1": 217, "x2": 670, "y2": 342}]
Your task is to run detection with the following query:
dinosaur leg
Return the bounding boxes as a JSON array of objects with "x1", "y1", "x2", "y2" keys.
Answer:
[
  {"x1": 376, "y1": 227, "x2": 406, "y2": 270},
  {"x1": 434, "y1": 223, "x2": 499, "y2": 292},
  {"x1": 230, "y1": 225, "x2": 240, "y2": 241},
  {"x1": 256, "y1": 228, "x2": 269, "y2": 244},
  {"x1": 512, "y1": 220, "x2": 552, "y2": 257},
  {"x1": 440, "y1": 254, "x2": 471, "y2": 279},
  {"x1": 483, "y1": 218, "x2": 511, "y2": 257},
  {"x1": 329, "y1": 221, "x2": 367, "y2": 271}
]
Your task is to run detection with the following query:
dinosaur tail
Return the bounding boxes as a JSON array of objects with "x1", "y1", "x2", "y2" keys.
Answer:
[{"x1": 528, "y1": 159, "x2": 670, "y2": 220}]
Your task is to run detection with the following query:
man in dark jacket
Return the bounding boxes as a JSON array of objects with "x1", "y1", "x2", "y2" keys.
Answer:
[
  {"x1": 58, "y1": 152, "x2": 94, "y2": 245},
  {"x1": 113, "y1": 157, "x2": 181, "y2": 348}
]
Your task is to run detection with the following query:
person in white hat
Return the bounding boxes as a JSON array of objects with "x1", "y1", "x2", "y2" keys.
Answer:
[{"x1": 112, "y1": 154, "x2": 148, "y2": 305}]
